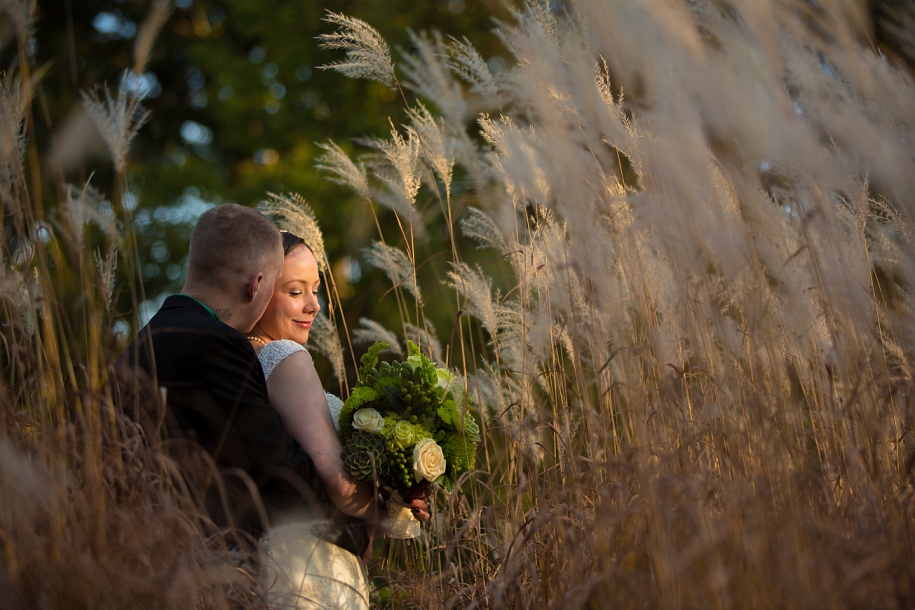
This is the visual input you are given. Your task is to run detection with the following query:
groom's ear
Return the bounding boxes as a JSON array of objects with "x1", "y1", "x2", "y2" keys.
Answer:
[{"x1": 244, "y1": 271, "x2": 265, "y2": 303}]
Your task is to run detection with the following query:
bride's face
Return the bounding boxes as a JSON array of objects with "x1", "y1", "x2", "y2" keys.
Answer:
[{"x1": 257, "y1": 245, "x2": 321, "y2": 343}]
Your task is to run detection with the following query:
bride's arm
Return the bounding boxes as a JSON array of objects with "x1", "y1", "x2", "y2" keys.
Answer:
[{"x1": 265, "y1": 350, "x2": 380, "y2": 520}]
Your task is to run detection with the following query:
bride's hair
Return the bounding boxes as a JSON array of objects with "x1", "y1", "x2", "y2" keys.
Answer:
[{"x1": 281, "y1": 231, "x2": 313, "y2": 257}]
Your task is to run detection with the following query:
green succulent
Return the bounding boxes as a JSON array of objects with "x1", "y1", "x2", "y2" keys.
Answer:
[{"x1": 342, "y1": 432, "x2": 388, "y2": 482}]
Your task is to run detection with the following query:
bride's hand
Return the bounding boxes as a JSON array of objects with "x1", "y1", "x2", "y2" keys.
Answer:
[
  {"x1": 403, "y1": 480, "x2": 432, "y2": 522},
  {"x1": 377, "y1": 483, "x2": 431, "y2": 522}
]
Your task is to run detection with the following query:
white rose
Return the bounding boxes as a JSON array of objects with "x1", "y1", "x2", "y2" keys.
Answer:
[
  {"x1": 413, "y1": 438, "x2": 446, "y2": 483},
  {"x1": 352, "y1": 408, "x2": 384, "y2": 434}
]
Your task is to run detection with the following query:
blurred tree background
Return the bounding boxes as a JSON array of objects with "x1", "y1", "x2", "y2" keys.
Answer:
[
  {"x1": 11, "y1": 0, "x2": 912, "y2": 381},
  {"x1": 19, "y1": 0, "x2": 510, "y2": 376}
]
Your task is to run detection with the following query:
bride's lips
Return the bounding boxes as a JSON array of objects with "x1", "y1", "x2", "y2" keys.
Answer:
[{"x1": 294, "y1": 320, "x2": 313, "y2": 329}]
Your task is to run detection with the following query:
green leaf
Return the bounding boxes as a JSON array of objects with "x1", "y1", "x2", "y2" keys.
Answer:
[
  {"x1": 406, "y1": 340, "x2": 438, "y2": 385},
  {"x1": 437, "y1": 399, "x2": 459, "y2": 429},
  {"x1": 359, "y1": 342, "x2": 388, "y2": 378},
  {"x1": 440, "y1": 432, "x2": 477, "y2": 481},
  {"x1": 462, "y1": 409, "x2": 482, "y2": 443}
]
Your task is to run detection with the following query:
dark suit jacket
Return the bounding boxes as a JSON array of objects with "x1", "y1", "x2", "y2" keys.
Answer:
[{"x1": 118, "y1": 295, "x2": 368, "y2": 556}]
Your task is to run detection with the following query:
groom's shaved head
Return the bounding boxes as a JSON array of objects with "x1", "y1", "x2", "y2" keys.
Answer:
[{"x1": 186, "y1": 204, "x2": 282, "y2": 289}]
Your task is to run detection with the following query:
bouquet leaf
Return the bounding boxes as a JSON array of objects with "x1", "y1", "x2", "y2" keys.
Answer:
[
  {"x1": 441, "y1": 432, "x2": 477, "y2": 481},
  {"x1": 437, "y1": 399, "x2": 459, "y2": 428},
  {"x1": 359, "y1": 341, "x2": 388, "y2": 378}
]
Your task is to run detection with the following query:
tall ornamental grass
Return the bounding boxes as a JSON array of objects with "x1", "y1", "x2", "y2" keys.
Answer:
[
  {"x1": 2, "y1": 0, "x2": 915, "y2": 609},
  {"x1": 314, "y1": 1, "x2": 915, "y2": 607},
  {"x1": 0, "y1": 1, "x2": 264, "y2": 607}
]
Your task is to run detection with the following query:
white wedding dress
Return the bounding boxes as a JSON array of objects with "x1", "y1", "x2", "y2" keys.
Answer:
[{"x1": 257, "y1": 340, "x2": 370, "y2": 610}]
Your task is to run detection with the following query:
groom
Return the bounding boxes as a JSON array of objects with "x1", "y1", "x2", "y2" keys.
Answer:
[{"x1": 119, "y1": 203, "x2": 292, "y2": 537}]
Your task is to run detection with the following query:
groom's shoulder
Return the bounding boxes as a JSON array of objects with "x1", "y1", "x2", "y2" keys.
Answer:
[
  {"x1": 150, "y1": 295, "x2": 225, "y2": 331},
  {"x1": 127, "y1": 295, "x2": 255, "y2": 366},
  {"x1": 150, "y1": 295, "x2": 240, "y2": 340}
]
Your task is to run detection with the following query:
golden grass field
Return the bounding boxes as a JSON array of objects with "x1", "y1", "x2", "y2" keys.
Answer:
[{"x1": 2, "y1": 0, "x2": 915, "y2": 608}]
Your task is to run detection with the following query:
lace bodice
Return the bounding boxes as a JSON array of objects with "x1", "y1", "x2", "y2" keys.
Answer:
[
  {"x1": 257, "y1": 339, "x2": 344, "y2": 432},
  {"x1": 258, "y1": 339, "x2": 306, "y2": 380}
]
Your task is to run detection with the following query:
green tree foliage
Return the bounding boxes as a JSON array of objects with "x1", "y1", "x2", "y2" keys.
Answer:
[{"x1": 23, "y1": 0, "x2": 507, "y2": 343}]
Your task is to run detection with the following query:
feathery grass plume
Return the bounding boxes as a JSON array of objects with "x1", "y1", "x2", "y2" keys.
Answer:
[
  {"x1": 82, "y1": 71, "x2": 151, "y2": 174},
  {"x1": 447, "y1": 262, "x2": 498, "y2": 338},
  {"x1": 1, "y1": 0, "x2": 36, "y2": 50},
  {"x1": 594, "y1": 56, "x2": 638, "y2": 159},
  {"x1": 477, "y1": 114, "x2": 551, "y2": 205},
  {"x1": 132, "y1": 0, "x2": 172, "y2": 75},
  {"x1": 93, "y1": 245, "x2": 117, "y2": 314},
  {"x1": 0, "y1": 72, "x2": 25, "y2": 211},
  {"x1": 309, "y1": 311, "x2": 345, "y2": 383},
  {"x1": 408, "y1": 102, "x2": 454, "y2": 194},
  {"x1": 476, "y1": 113, "x2": 509, "y2": 156},
  {"x1": 8, "y1": 266, "x2": 35, "y2": 336},
  {"x1": 363, "y1": 241, "x2": 421, "y2": 305},
  {"x1": 497, "y1": 0, "x2": 559, "y2": 61},
  {"x1": 370, "y1": 121, "x2": 421, "y2": 218},
  {"x1": 59, "y1": 184, "x2": 87, "y2": 253},
  {"x1": 447, "y1": 35, "x2": 500, "y2": 98},
  {"x1": 317, "y1": 11, "x2": 397, "y2": 90},
  {"x1": 400, "y1": 30, "x2": 467, "y2": 128},
  {"x1": 352, "y1": 318, "x2": 403, "y2": 356},
  {"x1": 460, "y1": 206, "x2": 509, "y2": 253},
  {"x1": 474, "y1": 358, "x2": 525, "y2": 441},
  {"x1": 504, "y1": 206, "x2": 557, "y2": 296},
  {"x1": 259, "y1": 192, "x2": 328, "y2": 272},
  {"x1": 315, "y1": 140, "x2": 371, "y2": 201},
  {"x1": 59, "y1": 182, "x2": 116, "y2": 253},
  {"x1": 404, "y1": 321, "x2": 443, "y2": 363}
]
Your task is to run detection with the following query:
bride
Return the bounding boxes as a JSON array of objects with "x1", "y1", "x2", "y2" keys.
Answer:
[{"x1": 246, "y1": 231, "x2": 429, "y2": 609}]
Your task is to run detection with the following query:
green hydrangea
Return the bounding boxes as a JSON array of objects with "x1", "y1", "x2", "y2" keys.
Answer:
[
  {"x1": 412, "y1": 422, "x2": 433, "y2": 441},
  {"x1": 381, "y1": 415, "x2": 400, "y2": 438}
]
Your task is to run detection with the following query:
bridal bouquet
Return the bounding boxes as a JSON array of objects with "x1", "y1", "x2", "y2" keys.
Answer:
[{"x1": 337, "y1": 341, "x2": 480, "y2": 541}]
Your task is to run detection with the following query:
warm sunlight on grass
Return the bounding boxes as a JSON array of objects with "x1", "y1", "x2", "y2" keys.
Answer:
[{"x1": 3, "y1": 1, "x2": 915, "y2": 608}]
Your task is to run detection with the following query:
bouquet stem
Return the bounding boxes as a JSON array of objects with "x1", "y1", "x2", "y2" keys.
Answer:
[
  {"x1": 378, "y1": 489, "x2": 425, "y2": 571},
  {"x1": 381, "y1": 536, "x2": 426, "y2": 572}
]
